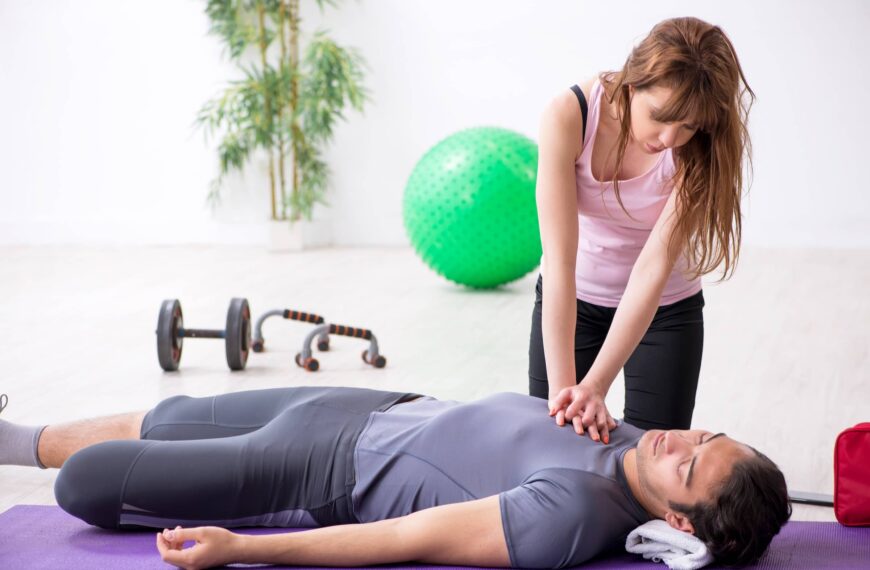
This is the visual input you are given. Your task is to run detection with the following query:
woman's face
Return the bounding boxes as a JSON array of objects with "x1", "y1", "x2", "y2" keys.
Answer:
[{"x1": 629, "y1": 85, "x2": 700, "y2": 154}]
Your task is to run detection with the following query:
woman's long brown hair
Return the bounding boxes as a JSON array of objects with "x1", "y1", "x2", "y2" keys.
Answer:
[{"x1": 600, "y1": 17, "x2": 755, "y2": 279}]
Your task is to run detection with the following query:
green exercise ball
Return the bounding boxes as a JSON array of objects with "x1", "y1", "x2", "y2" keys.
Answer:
[{"x1": 403, "y1": 127, "x2": 541, "y2": 289}]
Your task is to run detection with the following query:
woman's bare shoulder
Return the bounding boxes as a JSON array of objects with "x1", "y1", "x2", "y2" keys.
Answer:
[{"x1": 540, "y1": 76, "x2": 597, "y2": 158}]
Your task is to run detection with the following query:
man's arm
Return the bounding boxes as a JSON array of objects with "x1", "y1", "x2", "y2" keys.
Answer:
[{"x1": 157, "y1": 495, "x2": 510, "y2": 569}]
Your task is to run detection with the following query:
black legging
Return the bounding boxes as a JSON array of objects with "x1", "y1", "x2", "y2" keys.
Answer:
[{"x1": 528, "y1": 275, "x2": 704, "y2": 430}]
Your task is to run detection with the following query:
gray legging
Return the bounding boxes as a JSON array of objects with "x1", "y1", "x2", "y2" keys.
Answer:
[{"x1": 54, "y1": 387, "x2": 417, "y2": 529}]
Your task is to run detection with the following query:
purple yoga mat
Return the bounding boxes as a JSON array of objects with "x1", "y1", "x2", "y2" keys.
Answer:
[{"x1": 0, "y1": 505, "x2": 868, "y2": 569}]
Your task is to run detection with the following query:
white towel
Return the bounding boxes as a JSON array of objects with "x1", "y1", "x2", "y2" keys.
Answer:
[{"x1": 625, "y1": 519, "x2": 714, "y2": 570}]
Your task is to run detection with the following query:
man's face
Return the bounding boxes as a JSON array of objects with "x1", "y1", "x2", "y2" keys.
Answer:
[{"x1": 635, "y1": 429, "x2": 753, "y2": 513}]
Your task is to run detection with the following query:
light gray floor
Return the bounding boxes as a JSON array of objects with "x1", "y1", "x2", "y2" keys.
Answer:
[{"x1": 2, "y1": 245, "x2": 868, "y2": 522}]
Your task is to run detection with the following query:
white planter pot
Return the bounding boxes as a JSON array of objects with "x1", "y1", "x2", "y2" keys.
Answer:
[{"x1": 268, "y1": 219, "x2": 332, "y2": 252}]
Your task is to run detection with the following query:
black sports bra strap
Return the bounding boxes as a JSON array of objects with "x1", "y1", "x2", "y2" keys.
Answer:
[{"x1": 569, "y1": 84, "x2": 588, "y2": 144}]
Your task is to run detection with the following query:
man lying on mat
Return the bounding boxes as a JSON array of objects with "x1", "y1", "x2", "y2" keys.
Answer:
[{"x1": 0, "y1": 387, "x2": 790, "y2": 569}]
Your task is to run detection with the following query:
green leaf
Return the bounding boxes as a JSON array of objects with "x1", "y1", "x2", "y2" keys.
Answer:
[{"x1": 298, "y1": 30, "x2": 369, "y2": 145}]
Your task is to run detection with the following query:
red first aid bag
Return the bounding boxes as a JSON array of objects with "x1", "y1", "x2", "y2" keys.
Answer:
[{"x1": 834, "y1": 422, "x2": 870, "y2": 526}]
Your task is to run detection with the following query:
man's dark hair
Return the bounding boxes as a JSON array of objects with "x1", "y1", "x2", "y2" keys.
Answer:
[{"x1": 670, "y1": 447, "x2": 791, "y2": 566}]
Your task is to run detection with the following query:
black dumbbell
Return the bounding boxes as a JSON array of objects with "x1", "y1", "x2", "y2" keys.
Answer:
[{"x1": 156, "y1": 298, "x2": 251, "y2": 372}]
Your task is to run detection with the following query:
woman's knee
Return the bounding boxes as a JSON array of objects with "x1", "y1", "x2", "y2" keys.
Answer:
[
  {"x1": 623, "y1": 406, "x2": 694, "y2": 431},
  {"x1": 529, "y1": 376, "x2": 549, "y2": 399}
]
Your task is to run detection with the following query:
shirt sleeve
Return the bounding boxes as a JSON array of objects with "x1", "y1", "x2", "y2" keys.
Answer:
[{"x1": 498, "y1": 468, "x2": 627, "y2": 568}]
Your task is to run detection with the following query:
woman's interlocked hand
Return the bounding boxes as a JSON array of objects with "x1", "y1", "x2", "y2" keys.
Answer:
[{"x1": 548, "y1": 383, "x2": 617, "y2": 444}]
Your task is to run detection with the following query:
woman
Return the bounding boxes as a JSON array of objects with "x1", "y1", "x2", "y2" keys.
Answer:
[{"x1": 530, "y1": 17, "x2": 754, "y2": 443}]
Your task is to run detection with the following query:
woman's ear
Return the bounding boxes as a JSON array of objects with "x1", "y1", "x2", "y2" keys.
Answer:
[{"x1": 664, "y1": 510, "x2": 696, "y2": 535}]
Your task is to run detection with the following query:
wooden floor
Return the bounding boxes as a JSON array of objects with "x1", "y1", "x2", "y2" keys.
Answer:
[{"x1": 2, "y1": 245, "x2": 868, "y2": 521}]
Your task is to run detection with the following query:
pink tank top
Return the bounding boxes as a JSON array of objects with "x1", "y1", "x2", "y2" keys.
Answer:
[{"x1": 570, "y1": 80, "x2": 701, "y2": 307}]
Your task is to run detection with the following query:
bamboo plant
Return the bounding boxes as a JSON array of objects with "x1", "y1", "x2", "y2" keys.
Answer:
[{"x1": 197, "y1": 0, "x2": 368, "y2": 221}]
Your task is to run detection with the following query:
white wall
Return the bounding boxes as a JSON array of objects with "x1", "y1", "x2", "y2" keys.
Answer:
[{"x1": 1, "y1": 0, "x2": 868, "y2": 247}]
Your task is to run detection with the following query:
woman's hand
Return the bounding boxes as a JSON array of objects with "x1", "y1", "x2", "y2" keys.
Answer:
[
  {"x1": 156, "y1": 525, "x2": 242, "y2": 570},
  {"x1": 549, "y1": 383, "x2": 617, "y2": 444}
]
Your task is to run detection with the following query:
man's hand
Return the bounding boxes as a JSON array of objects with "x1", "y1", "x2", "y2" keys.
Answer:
[
  {"x1": 156, "y1": 525, "x2": 241, "y2": 570},
  {"x1": 549, "y1": 383, "x2": 617, "y2": 444}
]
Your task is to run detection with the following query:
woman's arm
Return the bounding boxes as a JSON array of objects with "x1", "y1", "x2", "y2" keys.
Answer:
[
  {"x1": 561, "y1": 189, "x2": 684, "y2": 433},
  {"x1": 156, "y1": 496, "x2": 509, "y2": 570},
  {"x1": 535, "y1": 85, "x2": 588, "y2": 399}
]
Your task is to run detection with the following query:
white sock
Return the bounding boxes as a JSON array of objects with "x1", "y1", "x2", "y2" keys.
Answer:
[{"x1": 0, "y1": 419, "x2": 47, "y2": 468}]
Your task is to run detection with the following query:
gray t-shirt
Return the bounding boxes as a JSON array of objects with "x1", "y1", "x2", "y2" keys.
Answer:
[{"x1": 352, "y1": 392, "x2": 650, "y2": 568}]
